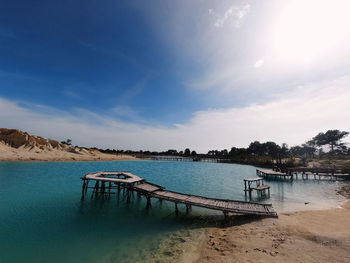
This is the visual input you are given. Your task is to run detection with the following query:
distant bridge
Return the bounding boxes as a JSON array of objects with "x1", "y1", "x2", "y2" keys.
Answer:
[{"x1": 148, "y1": 156, "x2": 231, "y2": 163}]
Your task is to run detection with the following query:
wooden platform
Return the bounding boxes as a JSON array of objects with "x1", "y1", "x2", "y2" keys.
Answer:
[
  {"x1": 244, "y1": 177, "x2": 271, "y2": 199},
  {"x1": 84, "y1": 171, "x2": 144, "y2": 183},
  {"x1": 256, "y1": 169, "x2": 292, "y2": 179},
  {"x1": 81, "y1": 171, "x2": 278, "y2": 218}
]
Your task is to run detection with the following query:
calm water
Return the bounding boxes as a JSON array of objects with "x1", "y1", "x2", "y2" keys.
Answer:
[{"x1": 0, "y1": 160, "x2": 346, "y2": 263}]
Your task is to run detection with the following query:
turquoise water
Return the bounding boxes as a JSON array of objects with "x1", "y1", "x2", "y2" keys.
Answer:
[{"x1": 0, "y1": 160, "x2": 346, "y2": 263}]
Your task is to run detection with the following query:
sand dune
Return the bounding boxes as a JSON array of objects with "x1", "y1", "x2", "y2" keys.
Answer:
[{"x1": 0, "y1": 128, "x2": 135, "y2": 161}]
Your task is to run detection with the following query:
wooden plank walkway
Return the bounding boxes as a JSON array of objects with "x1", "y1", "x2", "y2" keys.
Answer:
[{"x1": 81, "y1": 172, "x2": 278, "y2": 218}]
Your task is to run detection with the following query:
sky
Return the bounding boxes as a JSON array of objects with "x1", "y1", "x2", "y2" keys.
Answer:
[{"x1": 1, "y1": 0, "x2": 350, "y2": 152}]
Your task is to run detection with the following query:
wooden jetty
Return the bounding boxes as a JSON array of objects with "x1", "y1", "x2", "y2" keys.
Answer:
[
  {"x1": 286, "y1": 167, "x2": 350, "y2": 181},
  {"x1": 257, "y1": 169, "x2": 292, "y2": 180},
  {"x1": 244, "y1": 177, "x2": 270, "y2": 199},
  {"x1": 81, "y1": 171, "x2": 278, "y2": 218},
  {"x1": 257, "y1": 167, "x2": 350, "y2": 181},
  {"x1": 149, "y1": 156, "x2": 219, "y2": 163}
]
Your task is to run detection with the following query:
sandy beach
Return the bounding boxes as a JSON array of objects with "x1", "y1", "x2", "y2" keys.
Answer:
[{"x1": 190, "y1": 186, "x2": 350, "y2": 263}]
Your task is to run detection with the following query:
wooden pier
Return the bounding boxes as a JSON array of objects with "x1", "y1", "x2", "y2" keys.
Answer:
[
  {"x1": 287, "y1": 167, "x2": 350, "y2": 181},
  {"x1": 256, "y1": 169, "x2": 293, "y2": 180},
  {"x1": 257, "y1": 168, "x2": 350, "y2": 181},
  {"x1": 149, "y1": 156, "x2": 219, "y2": 163},
  {"x1": 81, "y1": 171, "x2": 278, "y2": 218},
  {"x1": 244, "y1": 177, "x2": 271, "y2": 199}
]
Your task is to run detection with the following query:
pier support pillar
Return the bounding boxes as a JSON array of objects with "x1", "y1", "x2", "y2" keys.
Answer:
[
  {"x1": 175, "y1": 203, "x2": 179, "y2": 216},
  {"x1": 126, "y1": 188, "x2": 131, "y2": 203},
  {"x1": 108, "y1": 182, "x2": 112, "y2": 199},
  {"x1": 223, "y1": 211, "x2": 229, "y2": 220},
  {"x1": 146, "y1": 196, "x2": 151, "y2": 209},
  {"x1": 186, "y1": 204, "x2": 191, "y2": 215},
  {"x1": 81, "y1": 179, "x2": 86, "y2": 200},
  {"x1": 101, "y1": 182, "x2": 106, "y2": 200},
  {"x1": 93, "y1": 180, "x2": 100, "y2": 199}
]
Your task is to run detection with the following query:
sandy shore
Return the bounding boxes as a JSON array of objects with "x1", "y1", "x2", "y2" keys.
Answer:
[
  {"x1": 191, "y1": 186, "x2": 350, "y2": 263},
  {"x1": 0, "y1": 141, "x2": 136, "y2": 162}
]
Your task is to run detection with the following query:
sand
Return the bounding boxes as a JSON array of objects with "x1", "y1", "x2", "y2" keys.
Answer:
[
  {"x1": 0, "y1": 141, "x2": 135, "y2": 161},
  {"x1": 191, "y1": 186, "x2": 350, "y2": 263},
  {"x1": 0, "y1": 128, "x2": 136, "y2": 162}
]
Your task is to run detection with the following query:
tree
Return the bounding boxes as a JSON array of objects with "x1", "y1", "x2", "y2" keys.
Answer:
[
  {"x1": 165, "y1": 149, "x2": 178, "y2": 155},
  {"x1": 277, "y1": 143, "x2": 289, "y2": 164},
  {"x1": 220, "y1": 149, "x2": 228, "y2": 156},
  {"x1": 290, "y1": 144, "x2": 315, "y2": 165},
  {"x1": 191, "y1": 150, "x2": 197, "y2": 156},
  {"x1": 264, "y1": 141, "x2": 280, "y2": 160},
  {"x1": 247, "y1": 141, "x2": 264, "y2": 155},
  {"x1": 184, "y1": 148, "x2": 191, "y2": 156},
  {"x1": 61, "y1": 139, "x2": 72, "y2": 146},
  {"x1": 312, "y1": 130, "x2": 349, "y2": 154}
]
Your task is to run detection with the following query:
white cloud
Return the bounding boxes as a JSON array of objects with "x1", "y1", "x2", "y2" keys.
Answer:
[
  {"x1": 1, "y1": 76, "x2": 350, "y2": 152},
  {"x1": 112, "y1": 105, "x2": 141, "y2": 120},
  {"x1": 254, "y1": 59, "x2": 264, "y2": 68},
  {"x1": 214, "y1": 8, "x2": 233, "y2": 28},
  {"x1": 214, "y1": 4, "x2": 250, "y2": 28}
]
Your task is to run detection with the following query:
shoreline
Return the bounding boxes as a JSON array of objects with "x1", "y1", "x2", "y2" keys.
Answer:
[
  {"x1": 0, "y1": 155, "x2": 137, "y2": 162},
  {"x1": 188, "y1": 184, "x2": 350, "y2": 263}
]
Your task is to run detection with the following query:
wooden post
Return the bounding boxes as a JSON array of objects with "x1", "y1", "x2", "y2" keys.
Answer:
[
  {"x1": 175, "y1": 203, "x2": 179, "y2": 216},
  {"x1": 146, "y1": 196, "x2": 151, "y2": 209},
  {"x1": 186, "y1": 204, "x2": 191, "y2": 214},
  {"x1": 81, "y1": 179, "x2": 86, "y2": 200},
  {"x1": 93, "y1": 180, "x2": 100, "y2": 199},
  {"x1": 85, "y1": 180, "x2": 89, "y2": 195},
  {"x1": 108, "y1": 182, "x2": 111, "y2": 199},
  {"x1": 101, "y1": 182, "x2": 106, "y2": 200},
  {"x1": 126, "y1": 187, "x2": 130, "y2": 203}
]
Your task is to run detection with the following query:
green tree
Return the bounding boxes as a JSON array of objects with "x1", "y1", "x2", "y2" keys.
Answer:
[
  {"x1": 184, "y1": 148, "x2": 191, "y2": 156},
  {"x1": 312, "y1": 130, "x2": 349, "y2": 154},
  {"x1": 61, "y1": 139, "x2": 72, "y2": 146},
  {"x1": 247, "y1": 141, "x2": 264, "y2": 155}
]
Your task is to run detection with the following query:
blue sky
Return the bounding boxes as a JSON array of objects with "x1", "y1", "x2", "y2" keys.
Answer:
[
  {"x1": 1, "y1": 0, "x2": 350, "y2": 151},
  {"x1": 0, "y1": 0, "x2": 206, "y2": 124}
]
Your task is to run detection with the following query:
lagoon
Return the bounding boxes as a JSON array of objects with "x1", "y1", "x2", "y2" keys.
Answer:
[{"x1": 0, "y1": 160, "x2": 346, "y2": 262}]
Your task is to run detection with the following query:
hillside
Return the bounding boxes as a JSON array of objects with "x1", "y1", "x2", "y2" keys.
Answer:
[{"x1": 0, "y1": 128, "x2": 135, "y2": 161}]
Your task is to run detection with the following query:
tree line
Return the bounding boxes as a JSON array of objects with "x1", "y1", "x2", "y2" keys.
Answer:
[{"x1": 99, "y1": 129, "x2": 349, "y2": 166}]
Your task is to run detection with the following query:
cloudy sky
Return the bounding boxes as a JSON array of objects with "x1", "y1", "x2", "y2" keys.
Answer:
[{"x1": 1, "y1": 0, "x2": 350, "y2": 152}]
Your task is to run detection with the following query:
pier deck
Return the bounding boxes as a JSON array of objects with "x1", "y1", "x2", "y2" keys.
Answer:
[
  {"x1": 81, "y1": 171, "x2": 278, "y2": 218},
  {"x1": 256, "y1": 168, "x2": 292, "y2": 180}
]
